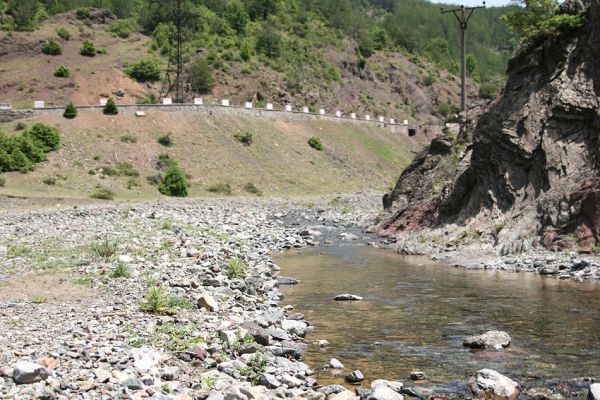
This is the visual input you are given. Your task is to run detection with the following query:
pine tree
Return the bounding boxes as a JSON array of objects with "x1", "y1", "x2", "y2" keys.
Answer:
[
  {"x1": 63, "y1": 102, "x2": 77, "y2": 119},
  {"x1": 103, "y1": 98, "x2": 118, "y2": 115}
]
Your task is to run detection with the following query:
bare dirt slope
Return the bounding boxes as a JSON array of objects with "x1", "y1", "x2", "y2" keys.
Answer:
[{"x1": 0, "y1": 111, "x2": 428, "y2": 201}]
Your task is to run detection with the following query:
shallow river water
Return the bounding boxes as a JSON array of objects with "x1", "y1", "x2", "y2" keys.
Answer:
[{"x1": 274, "y1": 244, "x2": 600, "y2": 391}]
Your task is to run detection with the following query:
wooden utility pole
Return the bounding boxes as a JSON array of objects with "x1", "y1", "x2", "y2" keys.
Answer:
[{"x1": 441, "y1": 2, "x2": 485, "y2": 112}]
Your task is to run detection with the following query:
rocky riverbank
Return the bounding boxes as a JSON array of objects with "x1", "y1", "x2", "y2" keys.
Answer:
[{"x1": 0, "y1": 192, "x2": 390, "y2": 400}]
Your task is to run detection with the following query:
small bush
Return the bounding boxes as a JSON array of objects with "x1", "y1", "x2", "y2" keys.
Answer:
[
  {"x1": 63, "y1": 102, "x2": 77, "y2": 119},
  {"x1": 157, "y1": 153, "x2": 176, "y2": 170},
  {"x1": 103, "y1": 98, "x2": 118, "y2": 115},
  {"x1": 233, "y1": 131, "x2": 252, "y2": 146},
  {"x1": 159, "y1": 165, "x2": 188, "y2": 197},
  {"x1": 140, "y1": 286, "x2": 169, "y2": 314},
  {"x1": 110, "y1": 263, "x2": 130, "y2": 278},
  {"x1": 101, "y1": 166, "x2": 118, "y2": 176},
  {"x1": 120, "y1": 134, "x2": 137, "y2": 143},
  {"x1": 308, "y1": 136, "x2": 323, "y2": 151},
  {"x1": 54, "y1": 65, "x2": 70, "y2": 78},
  {"x1": 126, "y1": 178, "x2": 141, "y2": 189},
  {"x1": 0, "y1": 177, "x2": 5, "y2": 187},
  {"x1": 42, "y1": 39, "x2": 62, "y2": 55},
  {"x1": 108, "y1": 18, "x2": 137, "y2": 39},
  {"x1": 244, "y1": 182, "x2": 262, "y2": 196},
  {"x1": 56, "y1": 27, "x2": 70, "y2": 40},
  {"x1": 90, "y1": 188, "x2": 115, "y2": 200},
  {"x1": 146, "y1": 174, "x2": 162, "y2": 186},
  {"x1": 116, "y1": 161, "x2": 139, "y2": 177},
  {"x1": 80, "y1": 40, "x2": 96, "y2": 57},
  {"x1": 15, "y1": 122, "x2": 27, "y2": 131},
  {"x1": 479, "y1": 82, "x2": 501, "y2": 100},
  {"x1": 157, "y1": 134, "x2": 173, "y2": 147},
  {"x1": 42, "y1": 177, "x2": 56, "y2": 185},
  {"x1": 126, "y1": 57, "x2": 161, "y2": 82},
  {"x1": 189, "y1": 57, "x2": 215, "y2": 94},
  {"x1": 91, "y1": 237, "x2": 118, "y2": 259},
  {"x1": 207, "y1": 183, "x2": 232, "y2": 195},
  {"x1": 76, "y1": 8, "x2": 91, "y2": 20},
  {"x1": 25, "y1": 124, "x2": 60, "y2": 152},
  {"x1": 226, "y1": 257, "x2": 247, "y2": 279}
]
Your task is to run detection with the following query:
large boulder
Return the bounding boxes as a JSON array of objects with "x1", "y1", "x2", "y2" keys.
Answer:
[
  {"x1": 468, "y1": 369, "x2": 519, "y2": 400},
  {"x1": 463, "y1": 331, "x2": 511, "y2": 350}
]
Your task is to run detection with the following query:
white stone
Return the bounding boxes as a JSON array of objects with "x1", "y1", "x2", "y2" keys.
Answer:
[
  {"x1": 370, "y1": 386, "x2": 404, "y2": 400},
  {"x1": 132, "y1": 346, "x2": 161, "y2": 371},
  {"x1": 244, "y1": 102, "x2": 253, "y2": 109},
  {"x1": 135, "y1": 111, "x2": 146, "y2": 117},
  {"x1": 194, "y1": 97, "x2": 203, "y2": 105},
  {"x1": 589, "y1": 383, "x2": 600, "y2": 400},
  {"x1": 0, "y1": 103, "x2": 11, "y2": 110},
  {"x1": 365, "y1": 115, "x2": 371, "y2": 121},
  {"x1": 468, "y1": 369, "x2": 519, "y2": 400},
  {"x1": 351, "y1": 113, "x2": 356, "y2": 119},
  {"x1": 336, "y1": 111, "x2": 342, "y2": 117},
  {"x1": 319, "y1": 108, "x2": 325, "y2": 115},
  {"x1": 197, "y1": 292, "x2": 219, "y2": 312},
  {"x1": 94, "y1": 368, "x2": 111, "y2": 383},
  {"x1": 100, "y1": 98, "x2": 108, "y2": 106},
  {"x1": 330, "y1": 391, "x2": 358, "y2": 400},
  {"x1": 329, "y1": 358, "x2": 344, "y2": 369},
  {"x1": 222, "y1": 99, "x2": 230, "y2": 107},
  {"x1": 162, "y1": 97, "x2": 173, "y2": 105},
  {"x1": 281, "y1": 319, "x2": 308, "y2": 337},
  {"x1": 118, "y1": 255, "x2": 133, "y2": 263},
  {"x1": 12, "y1": 361, "x2": 48, "y2": 384},
  {"x1": 285, "y1": 104, "x2": 292, "y2": 112},
  {"x1": 33, "y1": 101, "x2": 45, "y2": 109},
  {"x1": 266, "y1": 103, "x2": 274, "y2": 110},
  {"x1": 371, "y1": 380, "x2": 403, "y2": 393},
  {"x1": 303, "y1": 107, "x2": 310, "y2": 113}
]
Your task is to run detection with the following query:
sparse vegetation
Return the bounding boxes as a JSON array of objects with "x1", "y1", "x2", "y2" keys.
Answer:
[
  {"x1": 42, "y1": 39, "x2": 62, "y2": 55},
  {"x1": 189, "y1": 57, "x2": 215, "y2": 94},
  {"x1": 244, "y1": 182, "x2": 262, "y2": 196},
  {"x1": 103, "y1": 98, "x2": 118, "y2": 115},
  {"x1": 42, "y1": 177, "x2": 56, "y2": 185},
  {"x1": 110, "y1": 263, "x2": 130, "y2": 278},
  {"x1": 140, "y1": 286, "x2": 169, "y2": 314},
  {"x1": 159, "y1": 165, "x2": 188, "y2": 197},
  {"x1": 120, "y1": 134, "x2": 137, "y2": 143},
  {"x1": 126, "y1": 57, "x2": 161, "y2": 82},
  {"x1": 90, "y1": 237, "x2": 118, "y2": 260},
  {"x1": 80, "y1": 39, "x2": 96, "y2": 57},
  {"x1": 54, "y1": 65, "x2": 70, "y2": 78},
  {"x1": 0, "y1": 177, "x2": 5, "y2": 187},
  {"x1": 308, "y1": 136, "x2": 323, "y2": 151},
  {"x1": 31, "y1": 295, "x2": 48, "y2": 304},
  {"x1": 90, "y1": 188, "x2": 115, "y2": 200},
  {"x1": 234, "y1": 131, "x2": 253, "y2": 146},
  {"x1": 0, "y1": 123, "x2": 60, "y2": 173},
  {"x1": 108, "y1": 18, "x2": 138, "y2": 39},
  {"x1": 63, "y1": 102, "x2": 77, "y2": 119},
  {"x1": 207, "y1": 183, "x2": 232, "y2": 196},
  {"x1": 116, "y1": 161, "x2": 139, "y2": 177},
  {"x1": 15, "y1": 122, "x2": 27, "y2": 131},
  {"x1": 157, "y1": 134, "x2": 173, "y2": 147},
  {"x1": 56, "y1": 27, "x2": 70, "y2": 40},
  {"x1": 226, "y1": 257, "x2": 247, "y2": 279}
]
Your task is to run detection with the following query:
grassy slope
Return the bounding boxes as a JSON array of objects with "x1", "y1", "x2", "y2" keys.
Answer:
[{"x1": 0, "y1": 112, "x2": 426, "y2": 200}]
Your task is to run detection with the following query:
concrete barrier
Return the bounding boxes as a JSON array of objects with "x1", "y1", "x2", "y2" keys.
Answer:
[
  {"x1": 244, "y1": 102, "x2": 253, "y2": 109},
  {"x1": 319, "y1": 109, "x2": 325, "y2": 115},
  {"x1": 285, "y1": 104, "x2": 292, "y2": 112},
  {"x1": 34, "y1": 101, "x2": 45, "y2": 109},
  {"x1": 302, "y1": 107, "x2": 309, "y2": 113},
  {"x1": 194, "y1": 98, "x2": 203, "y2": 105},
  {"x1": 222, "y1": 99, "x2": 230, "y2": 107},
  {"x1": 266, "y1": 103, "x2": 274, "y2": 110},
  {"x1": 336, "y1": 111, "x2": 342, "y2": 117},
  {"x1": 162, "y1": 97, "x2": 173, "y2": 105}
]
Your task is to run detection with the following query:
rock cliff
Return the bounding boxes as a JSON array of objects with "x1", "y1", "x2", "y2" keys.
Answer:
[{"x1": 373, "y1": 0, "x2": 600, "y2": 254}]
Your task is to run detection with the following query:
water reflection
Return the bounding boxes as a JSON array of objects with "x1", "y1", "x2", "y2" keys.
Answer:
[{"x1": 275, "y1": 246, "x2": 600, "y2": 387}]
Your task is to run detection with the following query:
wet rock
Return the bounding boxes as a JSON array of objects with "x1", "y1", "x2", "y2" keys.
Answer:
[
  {"x1": 589, "y1": 383, "x2": 600, "y2": 400},
  {"x1": 339, "y1": 233, "x2": 359, "y2": 241},
  {"x1": 369, "y1": 386, "x2": 405, "y2": 400},
  {"x1": 527, "y1": 387, "x2": 553, "y2": 400},
  {"x1": 468, "y1": 369, "x2": 519, "y2": 400},
  {"x1": 12, "y1": 361, "x2": 49, "y2": 384},
  {"x1": 345, "y1": 370, "x2": 365, "y2": 383},
  {"x1": 463, "y1": 331, "x2": 511, "y2": 349},
  {"x1": 410, "y1": 371, "x2": 426, "y2": 381},
  {"x1": 333, "y1": 294, "x2": 363, "y2": 301},
  {"x1": 281, "y1": 319, "x2": 308, "y2": 337},
  {"x1": 318, "y1": 384, "x2": 346, "y2": 396},
  {"x1": 315, "y1": 339, "x2": 330, "y2": 348},
  {"x1": 276, "y1": 276, "x2": 301, "y2": 285},
  {"x1": 330, "y1": 358, "x2": 344, "y2": 369}
]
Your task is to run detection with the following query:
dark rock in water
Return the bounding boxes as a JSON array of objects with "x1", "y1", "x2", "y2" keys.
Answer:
[
  {"x1": 345, "y1": 370, "x2": 365, "y2": 383},
  {"x1": 267, "y1": 341, "x2": 308, "y2": 359},
  {"x1": 318, "y1": 384, "x2": 346, "y2": 395},
  {"x1": 468, "y1": 369, "x2": 519, "y2": 400},
  {"x1": 333, "y1": 294, "x2": 363, "y2": 301},
  {"x1": 277, "y1": 276, "x2": 301, "y2": 285},
  {"x1": 463, "y1": 330, "x2": 511, "y2": 349},
  {"x1": 526, "y1": 387, "x2": 553, "y2": 400},
  {"x1": 402, "y1": 387, "x2": 420, "y2": 397}
]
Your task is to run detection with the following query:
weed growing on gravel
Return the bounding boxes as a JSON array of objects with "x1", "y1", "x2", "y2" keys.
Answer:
[
  {"x1": 157, "y1": 134, "x2": 173, "y2": 147},
  {"x1": 226, "y1": 257, "x2": 247, "y2": 279},
  {"x1": 308, "y1": 136, "x2": 323, "y2": 151},
  {"x1": 161, "y1": 240, "x2": 173, "y2": 250},
  {"x1": 120, "y1": 134, "x2": 137, "y2": 143},
  {"x1": 7, "y1": 244, "x2": 31, "y2": 258},
  {"x1": 110, "y1": 263, "x2": 130, "y2": 279},
  {"x1": 90, "y1": 237, "x2": 118, "y2": 260},
  {"x1": 201, "y1": 375, "x2": 218, "y2": 389},
  {"x1": 128, "y1": 338, "x2": 146, "y2": 348},
  {"x1": 31, "y1": 295, "x2": 48, "y2": 304},
  {"x1": 74, "y1": 274, "x2": 93, "y2": 286},
  {"x1": 233, "y1": 131, "x2": 253, "y2": 146},
  {"x1": 116, "y1": 162, "x2": 139, "y2": 177},
  {"x1": 140, "y1": 286, "x2": 169, "y2": 313}
]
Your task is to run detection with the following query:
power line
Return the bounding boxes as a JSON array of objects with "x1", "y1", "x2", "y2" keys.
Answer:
[{"x1": 441, "y1": 2, "x2": 485, "y2": 112}]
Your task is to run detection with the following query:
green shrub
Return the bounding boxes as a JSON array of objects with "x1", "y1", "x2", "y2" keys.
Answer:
[
  {"x1": 42, "y1": 39, "x2": 62, "y2": 55},
  {"x1": 159, "y1": 165, "x2": 188, "y2": 197},
  {"x1": 80, "y1": 40, "x2": 96, "y2": 57},
  {"x1": 126, "y1": 178, "x2": 141, "y2": 189},
  {"x1": 42, "y1": 177, "x2": 56, "y2": 185},
  {"x1": 256, "y1": 25, "x2": 281, "y2": 59},
  {"x1": 146, "y1": 174, "x2": 162, "y2": 186},
  {"x1": 54, "y1": 65, "x2": 70, "y2": 78},
  {"x1": 308, "y1": 136, "x2": 323, "y2": 151},
  {"x1": 110, "y1": 263, "x2": 130, "y2": 278},
  {"x1": 479, "y1": 81, "x2": 501, "y2": 100},
  {"x1": 14, "y1": 122, "x2": 27, "y2": 131},
  {"x1": 0, "y1": 177, "x2": 5, "y2": 187},
  {"x1": 157, "y1": 134, "x2": 173, "y2": 147},
  {"x1": 120, "y1": 134, "x2": 137, "y2": 143},
  {"x1": 90, "y1": 188, "x2": 115, "y2": 200},
  {"x1": 126, "y1": 58, "x2": 161, "y2": 82},
  {"x1": 233, "y1": 131, "x2": 252, "y2": 146},
  {"x1": 140, "y1": 286, "x2": 170, "y2": 314},
  {"x1": 108, "y1": 18, "x2": 137, "y2": 39},
  {"x1": 136, "y1": 93, "x2": 158, "y2": 105},
  {"x1": 157, "y1": 153, "x2": 176, "y2": 170},
  {"x1": 226, "y1": 257, "x2": 247, "y2": 279},
  {"x1": 207, "y1": 183, "x2": 232, "y2": 195},
  {"x1": 56, "y1": 27, "x2": 70, "y2": 40},
  {"x1": 244, "y1": 182, "x2": 262, "y2": 196},
  {"x1": 190, "y1": 57, "x2": 215, "y2": 94},
  {"x1": 76, "y1": 8, "x2": 91, "y2": 20},
  {"x1": 0, "y1": 134, "x2": 33, "y2": 172},
  {"x1": 91, "y1": 236, "x2": 118, "y2": 259},
  {"x1": 16, "y1": 135, "x2": 47, "y2": 163},
  {"x1": 25, "y1": 124, "x2": 60, "y2": 152},
  {"x1": 103, "y1": 98, "x2": 118, "y2": 115},
  {"x1": 116, "y1": 161, "x2": 139, "y2": 177},
  {"x1": 63, "y1": 102, "x2": 77, "y2": 119},
  {"x1": 101, "y1": 165, "x2": 118, "y2": 176}
]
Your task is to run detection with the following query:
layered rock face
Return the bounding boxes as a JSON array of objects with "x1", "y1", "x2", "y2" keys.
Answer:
[{"x1": 374, "y1": 0, "x2": 600, "y2": 253}]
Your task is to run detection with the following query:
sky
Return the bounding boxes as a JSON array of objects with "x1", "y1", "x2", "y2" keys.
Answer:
[{"x1": 429, "y1": 0, "x2": 513, "y2": 7}]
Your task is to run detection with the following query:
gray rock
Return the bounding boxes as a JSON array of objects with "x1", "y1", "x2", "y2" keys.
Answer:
[
  {"x1": 198, "y1": 293, "x2": 219, "y2": 312},
  {"x1": 276, "y1": 276, "x2": 301, "y2": 285},
  {"x1": 318, "y1": 384, "x2": 346, "y2": 395},
  {"x1": 258, "y1": 373, "x2": 281, "y2": 388},
  {"x1": 12, "y1": 361, "x2": 49, "y2": 384},
  {"x1": 122, "y1": 377, "x2": 144, "y2": 390},
  {"x1": 463, "y1": 330, "x2": 511, "y2": 349},
  {"x1": 409, "y1": 371, "x2": 426, "y2": 380},
  {"x1": 281, "y1": 319, "x2": 308, "y2": 337},
  {"x1": 330, "y1": 358, "x2": 344, "y2": 369},
  {"x1": 93, "y1": 368, "x2": 111, "y2": 383},
  {"x1": 339, "y1": 233, "x2": 359, "y2": 240},
  {"x1": 369, "y1": 386, "x2": 404, "y2": 400},
  {"x1": 371, "y1": 379, "x2": 403, "y2": 393},
  {"x1": 345, "y1": 370, "x2": 365, "y2": 383},
  {"x1": 467, "y1": 369, "x2": 519, "y2": 400},
  {"x1": 333, "y1": 294, "x2": 363, "y2": 301}
]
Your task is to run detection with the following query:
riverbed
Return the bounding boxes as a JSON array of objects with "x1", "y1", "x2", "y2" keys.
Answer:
[{"x1": 276, "y1": 243, "x2": 600, "y2": 391}]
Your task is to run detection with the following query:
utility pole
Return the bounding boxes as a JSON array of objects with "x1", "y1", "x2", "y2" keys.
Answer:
[{"x1": 441, "y1": 2, "x2": 485, "y2": 112}]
